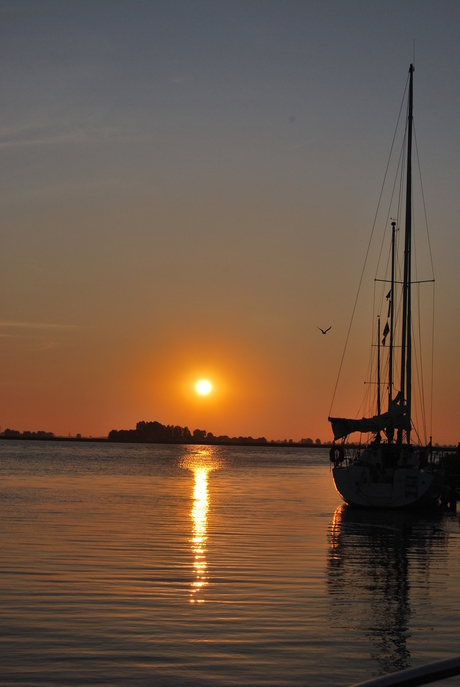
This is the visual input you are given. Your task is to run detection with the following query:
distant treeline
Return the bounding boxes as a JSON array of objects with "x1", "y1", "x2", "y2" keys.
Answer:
[
  {"x1": 2, "y1": 428, "x2": 55, "y2": 439},
  {"x1": 0, "y1": 422, "x2": 327, "y2": 446},
  {"x1": 108, "y1": 420, "x2": 270, "y2": 445},
  {"x1": 108, "y1": 420, "x2": 321, "y2": 446}
]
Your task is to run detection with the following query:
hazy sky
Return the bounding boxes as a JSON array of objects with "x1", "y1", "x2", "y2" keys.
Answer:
[{"x1": 1, "y1": 0, "x2": 459, "y2": 442}]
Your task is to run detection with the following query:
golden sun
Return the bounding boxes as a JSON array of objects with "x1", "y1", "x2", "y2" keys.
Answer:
[{"x1": 196, "y1": 379, "x2": 212, "y2": 395}]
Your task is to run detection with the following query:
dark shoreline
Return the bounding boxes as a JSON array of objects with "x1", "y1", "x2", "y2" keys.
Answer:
[
  {"x1": 1, "y1": 436, "x2": 456, "y2": 451},
  {"x1": 0, "y1": 435, "x2": 334, "y2": 448}
]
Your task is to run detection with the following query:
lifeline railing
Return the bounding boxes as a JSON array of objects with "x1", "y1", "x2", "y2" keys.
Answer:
[{"x1": 351, "y1": 656, "x2": 460, "y2": 687}]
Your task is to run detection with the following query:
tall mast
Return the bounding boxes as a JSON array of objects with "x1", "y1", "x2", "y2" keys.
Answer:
[
  {"x1": 386, "y1": 220, "x2": 397, "y2": 444},
  {"x1": 377, "y1": 316, "x2": 381, "y2": 417},
  {"x1": 398, "y1": 64, "x2": 414, "y2": 445},
  {"x1": 388, "y1": 220, "x2": 396, "y2": 414}
]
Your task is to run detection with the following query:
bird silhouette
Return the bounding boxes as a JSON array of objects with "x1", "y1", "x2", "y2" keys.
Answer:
[{"x1": 318, "y1": 326, "x2": 332, "y2": 334}]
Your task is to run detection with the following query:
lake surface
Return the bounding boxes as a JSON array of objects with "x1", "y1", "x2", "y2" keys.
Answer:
[{"x1": 1, "y1": 441, "x2": 460, "y2": 686}]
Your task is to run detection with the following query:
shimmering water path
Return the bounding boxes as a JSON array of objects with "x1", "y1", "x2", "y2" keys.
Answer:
[{"x1": 1, "y1": 442, "x2": 460, "y2": 686}]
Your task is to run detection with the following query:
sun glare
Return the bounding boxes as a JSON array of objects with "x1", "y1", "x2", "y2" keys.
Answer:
[{"x1": 196, "y1": 379, "x2": 212, "y2": 395}]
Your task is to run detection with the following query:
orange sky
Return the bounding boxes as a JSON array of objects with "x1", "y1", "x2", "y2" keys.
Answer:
[{"x1": 1, "y1": 1, "x2": 459, "y2": 443}]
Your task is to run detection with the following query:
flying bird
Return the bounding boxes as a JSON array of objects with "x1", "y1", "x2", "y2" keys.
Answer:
[{"x1": 318, "y1": 326, "x2": 332, "y2": 334}]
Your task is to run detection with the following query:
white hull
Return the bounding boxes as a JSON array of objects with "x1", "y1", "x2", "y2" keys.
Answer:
[{"x1": 332, "y1": 462, "x2": 443, "y2": 508}]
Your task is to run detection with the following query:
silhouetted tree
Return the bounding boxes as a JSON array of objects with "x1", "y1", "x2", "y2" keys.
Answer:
[{"x1": 193, "y1": 429, "x2": 207, "y2": 443}]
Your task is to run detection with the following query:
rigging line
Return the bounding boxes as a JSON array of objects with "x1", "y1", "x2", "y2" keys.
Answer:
[
  {"x1": 368, "y1": 300, "x2": 379, "y2": 417},
  {"x1": 414, "y1": 122, "x2": 435, "y2": 278},
  {"x1": 375, "y1": 125, "x2": 406, "y2": 278},
  {"x1": 414, "y1": 120, "x2": 436, "y2": 441},
  {"x1": 414, "y1": 282, "x2": 427, "y2": 444},
  {"x1": 367, "y1": 290, "x2": 376, "y2": 415},
  {"x1": 329, "y1": 73, "x2": 410, "y2": 416},
  {"x1": 357, "y1": 288, "x2": 376, "y2": 421},
  {"x1": 430, "y1": 282, "x2": 436, "y2": 441},
  {"x1": 411, "y1": 421, "x2": 423, "y2": 446}
]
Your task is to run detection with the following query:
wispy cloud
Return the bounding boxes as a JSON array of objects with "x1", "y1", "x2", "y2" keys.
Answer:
[
  {"x1": 31, "y1": 340, "x2": 61, "y2": 351},
  {"x1": 0, "y1": 322, "x2": 80, "y2": 352},
  {"x1": 0, "y1": 120, "x2": 132, "y2": 150},
  {"x1": 0, "y1": 321, "x2": 80, "y2": 330},
  {"x1": 0, "y1": 333, "x2": 32, "y2": 339},
  {"x1": 0, "y1": 127, "x2": 83, "y2": 150}
]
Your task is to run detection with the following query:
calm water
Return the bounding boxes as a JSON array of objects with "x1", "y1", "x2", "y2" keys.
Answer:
[{"x1": 1, "y1": 442, "x2": 460, "y2": 686}]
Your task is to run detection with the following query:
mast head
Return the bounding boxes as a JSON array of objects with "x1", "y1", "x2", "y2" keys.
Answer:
[{"x1": 409, "y1": 63, "x2": 414, "y2": 74}]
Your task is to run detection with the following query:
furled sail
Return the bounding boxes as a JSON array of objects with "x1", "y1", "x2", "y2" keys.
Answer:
[{"x1": 328, "y1": 402, "x2": 408, "y2": 441}]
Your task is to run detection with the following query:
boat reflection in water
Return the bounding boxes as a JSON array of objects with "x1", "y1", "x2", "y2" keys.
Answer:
[
  {"x1": 327, "y1": 504, "x2": 448, "y2": 676},
  {"x1": 180, "y1": 447, "x2": 221, "y2": 604}
]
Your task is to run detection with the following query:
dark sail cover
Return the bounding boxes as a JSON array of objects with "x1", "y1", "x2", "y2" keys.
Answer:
[{"x1": 328, "y1": 403, "x2": 408, "y2": 441}]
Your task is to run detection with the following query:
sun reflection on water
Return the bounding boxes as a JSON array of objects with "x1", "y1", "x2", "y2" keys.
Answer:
[
  {"x1": 180, "y1": 447, "x2": 221, "y2": 604},
  {"x1": 191, "y1": 467, "x2": 209, "y2": 602}
]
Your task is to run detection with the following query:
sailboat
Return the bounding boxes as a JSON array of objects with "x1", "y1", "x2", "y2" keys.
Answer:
[{"x1": 328, "y1": 65, "x2": 444, "y2": 508}]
